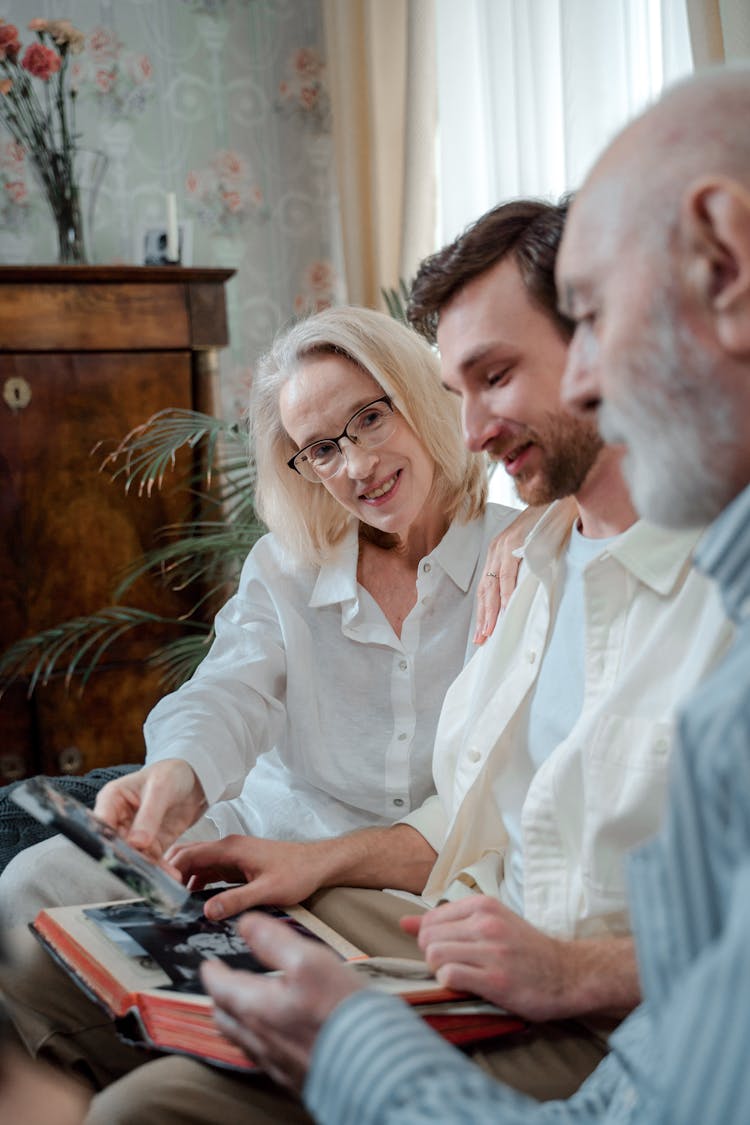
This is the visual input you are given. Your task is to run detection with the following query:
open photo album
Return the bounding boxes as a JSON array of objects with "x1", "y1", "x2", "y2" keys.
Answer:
[{"x1": 12, "y1": 777, "x2": 525, "y2": 1071}]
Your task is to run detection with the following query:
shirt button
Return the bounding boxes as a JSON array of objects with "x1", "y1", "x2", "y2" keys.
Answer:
[
  {"x1": 399, "y1": 660, "x2": 408, "y2": 671},
  {"x1": 468, "y1": 748, "x2": 481, "y2": 763},
  {"x1": 393, "y1": 797, "x2": 405, "y2": 807},
  {"x1": 398, "y1": 732, "x2": 407, "y2": 741},
  {"x1": 423, "y1": 562, "x2": 432, "y2": 573},
  {"x1": 525, "y1": 650, "x2": 537, "y2": 664}
]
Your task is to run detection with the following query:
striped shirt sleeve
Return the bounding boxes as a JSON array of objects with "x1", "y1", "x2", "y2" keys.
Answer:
[{"x1": 303, "y1": 989, "x2": 640, "y2": 1125}]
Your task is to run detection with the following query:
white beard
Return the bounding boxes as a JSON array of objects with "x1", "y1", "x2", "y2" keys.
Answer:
[{"x1": 599, "y1": 300, "x2": 737, "y2": 528}]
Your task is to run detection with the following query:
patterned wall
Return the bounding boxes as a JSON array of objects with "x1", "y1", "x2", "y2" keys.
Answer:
[{"x1": 0, "y1": 0, "x2": 343, "y2": 417}]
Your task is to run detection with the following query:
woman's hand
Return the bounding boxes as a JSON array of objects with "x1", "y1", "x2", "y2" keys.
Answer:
[
  {"x1": 93, "y1": 759, "x2": 207, "y2": 862},
  {"x1": 474, "y1": 505, "x2": 547, "y2": 643},
  {"x1": 165, "y1": 835, "x2": 333, "y2": 919}
]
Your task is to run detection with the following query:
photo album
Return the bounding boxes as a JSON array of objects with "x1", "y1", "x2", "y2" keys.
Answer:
[{"x1": 11, "y1": 777, "x2": 525, "y2": 1071}]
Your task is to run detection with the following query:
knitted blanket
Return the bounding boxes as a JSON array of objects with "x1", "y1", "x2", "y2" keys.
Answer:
[{"x1": 0, "y1": 765, "x2": 140, "y2": 875}]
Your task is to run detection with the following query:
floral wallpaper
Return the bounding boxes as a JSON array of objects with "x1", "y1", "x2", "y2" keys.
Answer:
[{"x1": 0, "y1": 0, "x2": 343, "y2": 417}]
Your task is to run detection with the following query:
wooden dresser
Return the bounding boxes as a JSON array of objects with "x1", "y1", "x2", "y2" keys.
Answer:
[{"x1": 0, "y1": 266, "x2": 234, "y2": 783}]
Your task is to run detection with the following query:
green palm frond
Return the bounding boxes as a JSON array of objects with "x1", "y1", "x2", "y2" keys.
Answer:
[
  {"x1": 381, "y1": 279, "x2": 411, "y2": 325},
  {"x1": 99, "y1": 408, "x2": 249, "y2": 496},
  {"x1": 0, "y1": 608, "x2": 210, "y2": 697},
  {"x1": 112, "y1": 522, "x2": 260, "y2": 604},
  {"x1": 147, "y1": 630, "x2": 216, "y2": 692}
]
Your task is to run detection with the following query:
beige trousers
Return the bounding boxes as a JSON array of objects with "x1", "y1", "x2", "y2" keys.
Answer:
[{"x1": 1, "y1": 886, "x2": 612, "y2": 1124}]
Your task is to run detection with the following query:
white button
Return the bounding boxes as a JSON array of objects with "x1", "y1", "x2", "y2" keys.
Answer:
[
  {"x1": 398, "y1": 732, "x2": 407, "y2": 741},
  {"x1": 655, "y1": 737, "x2": 669, "y2": 752},
  {"x1": 399, "y1": 660, "x2": 408, "y2": 671},
  {"x1": 525, "y1": 650, "x2": 537, "y2": 664},
  {"x1": 741, "y1": 595, "x2": 750, "y2": 619},
  {"x1": 393, "y1": 797, "x2": 405, "y2": 807},
  {"x1": 468, "y1": 748, "x2": 481, "y2": 763},
  {"x1": 423, "y1": 562, "x2": 432, "y2": 573}
]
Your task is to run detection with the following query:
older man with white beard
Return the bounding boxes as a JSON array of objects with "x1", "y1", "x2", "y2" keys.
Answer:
[{"x1": 180, "y1": 66, "x2": 750, "y2": 1125}]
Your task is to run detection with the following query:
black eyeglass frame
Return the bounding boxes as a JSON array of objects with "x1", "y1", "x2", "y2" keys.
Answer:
[{"x1": 286, "y1": 395, "x2": 395, "y2": 479}]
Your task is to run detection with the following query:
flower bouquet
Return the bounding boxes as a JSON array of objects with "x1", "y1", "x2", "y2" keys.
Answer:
[{"x1": 0, "y1": 17, "x2": 102, "y2": 263}]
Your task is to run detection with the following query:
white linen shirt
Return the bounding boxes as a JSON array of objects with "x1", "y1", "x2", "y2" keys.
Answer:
[
  {"x1": 143, "y1": 504, "x2": 517, "y2": 841},
  {"x1": 402, "y1": 501, "x2": 734, "y2": 939}
]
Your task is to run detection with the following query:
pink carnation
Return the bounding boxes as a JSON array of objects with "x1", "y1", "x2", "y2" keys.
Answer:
[
  {"x1": 21, "y1": 42, "x2": 62, "y2": 79},
  {"x1": 0, "y1": 23, "x2": 21, "y2": 60}
]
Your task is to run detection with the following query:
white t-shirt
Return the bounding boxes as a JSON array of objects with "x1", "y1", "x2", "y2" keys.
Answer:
[
  {"x1": 499, "y1": 523, "x2": 618, "y2": 913},
  {"x1": 144, "y1": 504, "x2": 517, "y2": 841}
]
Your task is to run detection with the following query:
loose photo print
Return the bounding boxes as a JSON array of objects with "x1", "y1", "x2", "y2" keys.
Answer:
[{"x1": 10, "y1": 777, "x2": 192, "y2": 917}]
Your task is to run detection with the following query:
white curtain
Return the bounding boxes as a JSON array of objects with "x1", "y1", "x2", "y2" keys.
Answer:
[
  {"x1": 436, "y1": 0, "x2": 694, "y2": 244},
  {"x1": 435, "y1": 0, "x2": 694, "y2": 506}
]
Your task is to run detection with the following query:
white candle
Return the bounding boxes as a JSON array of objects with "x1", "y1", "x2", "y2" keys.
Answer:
[{"x1": 165, "y1": 192, "x2": 178, "y2": 263}]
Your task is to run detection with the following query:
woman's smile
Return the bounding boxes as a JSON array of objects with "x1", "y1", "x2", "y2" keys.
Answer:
[{"x1": 360, "y1": 470, "x2": 401, "y2": 503}]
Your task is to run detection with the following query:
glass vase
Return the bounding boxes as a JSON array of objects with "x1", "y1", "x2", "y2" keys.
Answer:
[{"x1": 31, "y1": 149, "x2": 108, "y2": 265}]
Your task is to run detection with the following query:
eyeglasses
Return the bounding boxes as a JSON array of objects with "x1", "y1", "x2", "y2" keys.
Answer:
[{"x1": 287, "y1": 396, "x2": 396, "y2": 482}]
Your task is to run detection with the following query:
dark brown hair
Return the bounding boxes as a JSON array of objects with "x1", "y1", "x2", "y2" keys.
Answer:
[{"x1": 408, "y1": 197, "x2": 574, "y2": 344}]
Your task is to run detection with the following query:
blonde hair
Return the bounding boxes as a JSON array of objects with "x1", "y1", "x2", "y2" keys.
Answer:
[{"x1": 251, "y1": 305, "x2": 487, "y2": 564}]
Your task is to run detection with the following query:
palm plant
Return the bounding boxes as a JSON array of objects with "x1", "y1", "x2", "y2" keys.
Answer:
[
  {"x1": 380, "y1": 280, "x2": 411, "y2": 325},
  {"x1": 0, "y1": 409, "x2": 265, "y2": 697}
]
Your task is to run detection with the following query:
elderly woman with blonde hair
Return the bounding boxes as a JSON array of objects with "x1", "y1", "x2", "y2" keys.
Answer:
[{"x1": 0, "y1": 306, "x2": 521, "y2": 925}]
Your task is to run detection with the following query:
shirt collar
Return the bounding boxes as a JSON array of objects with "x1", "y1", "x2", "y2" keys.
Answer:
[
  {"x1": 430, "y1": 512, "x2": 485, "y2": 593},
  {"x1": 308, "y1": 511, "x2": 483, "y2": 608},
  {"x1": 521, "y1": 500, "x2": 705, "y2": 596},
  {"x1": 308, "y1": 524, "x2": 359, "y2": 608},
  {"x1": 694, "y1": 480, "x2": 750, "y2": 624}
]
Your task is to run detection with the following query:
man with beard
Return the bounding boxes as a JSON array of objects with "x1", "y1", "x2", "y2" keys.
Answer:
[
  {"x1": 2, "y1": 199, "x2": 734, "y2": 1123},
  {"x1": 192, "y1": 67, "x2": 750, "y2": 1125}
]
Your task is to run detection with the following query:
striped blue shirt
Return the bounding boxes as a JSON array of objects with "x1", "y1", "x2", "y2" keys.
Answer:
[{"x1": 305, "y1": 481, "x2": 750, "y2": 1125}]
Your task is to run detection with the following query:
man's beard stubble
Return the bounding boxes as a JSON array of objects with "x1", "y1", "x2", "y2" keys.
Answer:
[{"x1": 509, "y1": 410, "x2": 604, "y2": 507}]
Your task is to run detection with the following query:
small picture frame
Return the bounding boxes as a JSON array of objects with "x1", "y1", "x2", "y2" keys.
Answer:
[{"x1": 136, "y1": 220, "x2": 193, "y2": 267}]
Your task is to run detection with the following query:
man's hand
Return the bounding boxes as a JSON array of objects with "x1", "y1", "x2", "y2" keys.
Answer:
[
  {"x1": 94, "y1": 759, "x2": 206, "y2": 862},
  {"x1": 167, "y1": 823, "x2": 435, "y2": 920},
  {"x1": 201, "y1": 912, "x2": 365, "y2": 1092},
  {"x1": 166, "y1": 836, "x2": 334, "y2": 919},
  {"x1": 401, "y1": 895, "x2": 640, "y2": 1021},
  {"x1": 474, "y1": 505, "x2": 547, "y2": 644}
]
